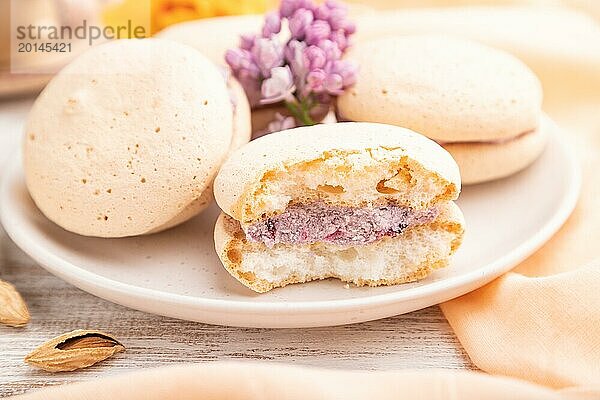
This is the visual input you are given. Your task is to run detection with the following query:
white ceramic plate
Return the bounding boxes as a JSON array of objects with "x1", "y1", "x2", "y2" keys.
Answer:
[{"x1": 0, "y1": 121, "x2": 580, "y2": 328}]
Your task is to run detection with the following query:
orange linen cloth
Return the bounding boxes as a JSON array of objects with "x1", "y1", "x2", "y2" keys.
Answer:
[{"x1": 10, "y1": 362, "x2": 586, "y2": 400}]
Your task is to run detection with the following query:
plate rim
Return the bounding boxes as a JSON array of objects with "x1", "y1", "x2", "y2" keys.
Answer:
[{"x1": 0, "y1": 124, "x2": 581, "y2": 317}]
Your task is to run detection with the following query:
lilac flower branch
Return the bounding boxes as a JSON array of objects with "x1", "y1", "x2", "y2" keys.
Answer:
[{"x1": 225, "y1": 0, "x2": 357, "y2": 133}]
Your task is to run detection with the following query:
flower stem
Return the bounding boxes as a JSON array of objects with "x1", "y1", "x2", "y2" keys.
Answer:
[{"x1": 285, "y1": 97, "x2": 317, "y2": 126}]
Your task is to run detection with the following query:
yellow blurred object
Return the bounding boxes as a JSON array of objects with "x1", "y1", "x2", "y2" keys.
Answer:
[
  {"x1": 102, "y1": 0, "x2": 152, "y2": 37},
  {"x1": 102, "y1": 0, "x2": 269, "y2": 36},
  {"x1": 215, "y1": 0, "x2": 268, "y2": 15}
]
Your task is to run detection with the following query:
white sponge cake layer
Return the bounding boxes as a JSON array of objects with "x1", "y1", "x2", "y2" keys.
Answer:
[{"x1": 215, "y1": 202, "x2": 464, "y2": 293}]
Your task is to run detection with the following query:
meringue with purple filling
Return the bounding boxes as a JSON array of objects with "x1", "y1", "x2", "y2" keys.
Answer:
[{"x1": 213, "y1": 122, "x2": 465, "y2": 293}]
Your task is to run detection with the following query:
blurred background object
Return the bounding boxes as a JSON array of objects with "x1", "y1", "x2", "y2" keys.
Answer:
[
  {"x1": 1, "y1": 0, "x2": 599, "y2": 99},
  {"x1": 0, "y1": 0, "x2": 274, "y2": 98},
  {"x1": 0, "y1": 0, "x2": 97, "y2": 98},
  {"x1": 56, "y1": 0, "x2": 102, "y2": 26},
  {"x1": 344, "y1": 0, "x2": 600, "y2": 20},
  {"x1": 0, "y1": 0, "x2": 57, "y2": 98},
  {"x1": 102, "y1": 0, "x2": 272, "y2": 36}
]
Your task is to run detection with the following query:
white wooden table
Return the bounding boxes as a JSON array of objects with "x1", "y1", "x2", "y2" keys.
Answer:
[{"x1": 0, "y1": 98, "x2": 474, "y2": 398}]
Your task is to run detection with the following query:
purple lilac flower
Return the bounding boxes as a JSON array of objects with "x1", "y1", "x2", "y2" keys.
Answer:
[
  {"x1": 262, "y1": 12, "x2": 281, "y2": 38},
  {"x1": 267, "y1": 112, "x2": 297, "y2": 133},
  {"x1": 280, "y1": 0, "x2": 315, "y2": 18},
  {"x1": 325, "y1": 73, "x2": 343, "y2": 94},
  {"x1": 305, "y1": 20, "x2": 331, "y2": 45},
  {"x1": 251, "y1": 37, "x2": 285, "y2": 78},
  {"x1": 306, "y1": 69, "x2": 327, "y2": 92},
  {"x1": 327, "y1": 7, "x2": 347, "y2": 30},
  {"x1": 289, "y1": 8, "x2": 314, "y2": 39},
  {"x1": 225, "y1": 48, "x2": 260, "y2": 79},
  {"x1": 303, "y1": 45, "x2": 326, "y2": 71},
  {"x1": 305, "y1": 62, "x2": 357, "y2": 96},
  {"x1": 226, "y1": 0, "x2": 357, "y2": 127},
  {"x1": 240, "y1": 34, "x2": 256, "y2": 51},
  {"x1": 285, "y1": 40, "x2": 308, "y2": 73},
  {"x1": 317, "y1": 0, "x2": 356, "y2": 50},
  {"x1": 330, "y1": 59, "x2": 358, "y2": 88},
  {"x1": 260, "y1": 66, "x2": 295, "y2": 104},
  {"x1": 329, "y1": 30, "x2": 347, "y2": 51},
  {"x1": 254, "y1": 112, "x2": 297, "y2": 139},
  {"x1": 316, "y1": 39, "x2": 341, "y2": 61},
  {"x1": 314, "y1": 3, "x2": 331, "y2": 20},
  {"x1": 285, "y1": 39, "x2": 309, "y2": 94},
  {"x1": 225, "y1": 48, "x2": 261, "y2": 106}
]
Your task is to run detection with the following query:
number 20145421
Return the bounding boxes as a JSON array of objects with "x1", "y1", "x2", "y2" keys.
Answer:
[{"x1": 17, "y1": 42, "x2": 72, "y2": 53}]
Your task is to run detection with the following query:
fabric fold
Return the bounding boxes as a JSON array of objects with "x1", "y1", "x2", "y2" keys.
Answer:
[
  {"x1": 12, "y1": 362, "x2": 569, "y2": 400},
  {"x1": 442, "y1": 263, "x2": 600, "y2": 388}
]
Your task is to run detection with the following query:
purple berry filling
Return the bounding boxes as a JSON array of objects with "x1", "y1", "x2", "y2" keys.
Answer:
[{"x1": 245, "y1": 202, "x2": 439, "y2": 247}]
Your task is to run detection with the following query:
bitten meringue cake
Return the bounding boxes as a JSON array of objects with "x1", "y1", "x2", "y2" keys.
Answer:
[{"x1": 213, "y1": 122, "x2": 465, "y2": 293}]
